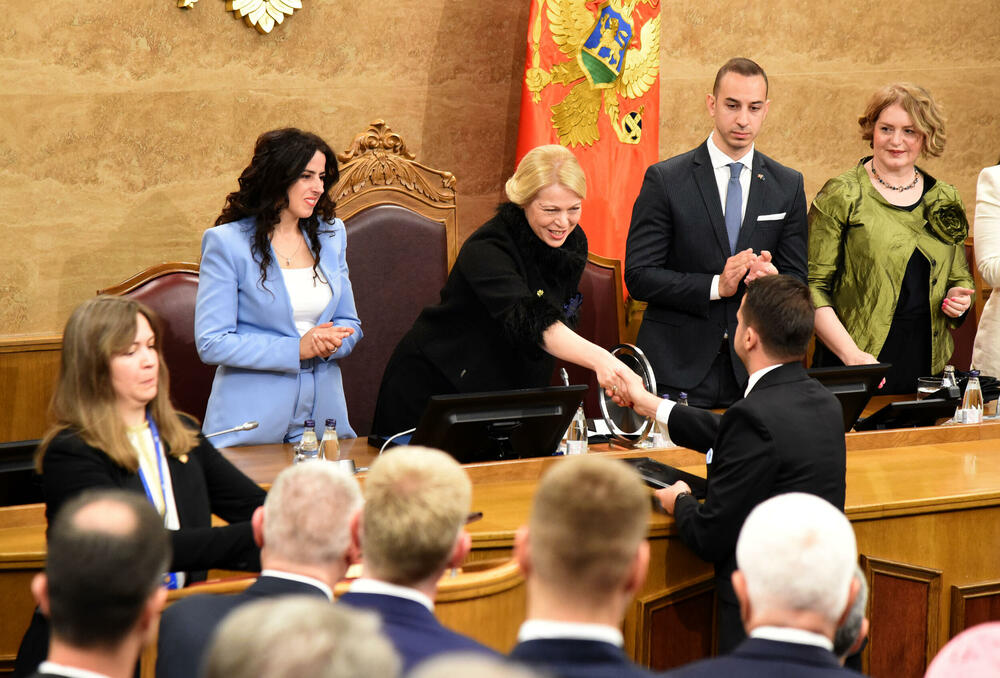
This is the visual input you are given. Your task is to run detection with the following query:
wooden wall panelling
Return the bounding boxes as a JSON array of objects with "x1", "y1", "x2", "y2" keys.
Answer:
[
  {"x1": 950, "y1": 581, "x2": 1000, "y2": 637},
  {"x1": 0, "y1": 337, "x2": 61, "y2": 444},
  {"x1": 861, "y1": 556, "x2": 941, "y2": 678},
  {"x1": 632, "y1": 575, "x2": 715, "y2": 670}
]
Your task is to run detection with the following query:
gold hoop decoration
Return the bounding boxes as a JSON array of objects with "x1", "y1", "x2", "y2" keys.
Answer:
[{"x1": 226, "y1": 0, "x2": 303, "y2": 34}]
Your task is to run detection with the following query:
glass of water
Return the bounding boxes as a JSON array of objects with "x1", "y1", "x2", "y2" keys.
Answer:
[{"x1": 916, "y1": 377, "x2": 943, "y2": 400}]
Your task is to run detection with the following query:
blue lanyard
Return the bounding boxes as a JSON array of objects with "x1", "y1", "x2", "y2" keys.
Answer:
[{"x1": 137, "y1": 412, "x2": 180, "y2": 590}]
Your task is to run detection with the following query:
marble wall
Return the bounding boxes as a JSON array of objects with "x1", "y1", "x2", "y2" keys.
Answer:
[{"x1": 2, "y1": 0, "x2": 998, "y2": 335}]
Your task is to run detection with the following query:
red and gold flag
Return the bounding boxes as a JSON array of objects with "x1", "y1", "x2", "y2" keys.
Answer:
[{"x1": 515, "y1": 0, "x2": 660, "y2": 270}]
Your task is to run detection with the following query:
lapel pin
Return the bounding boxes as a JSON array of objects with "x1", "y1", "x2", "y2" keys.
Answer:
[
  {"x1": 537, "y1": 289, "x2": 544, "y2": 297},
  {"x1": 179, "y1": 454, "x2": 189, "y2": 464},
  {"x1": 756, "y1": 173, "x2": 764, "y2": 181}
]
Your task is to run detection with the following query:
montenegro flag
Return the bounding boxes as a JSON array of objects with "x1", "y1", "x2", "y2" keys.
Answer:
[{"x1": 515, "y1": 0, "x2": 661, "y2": 272}]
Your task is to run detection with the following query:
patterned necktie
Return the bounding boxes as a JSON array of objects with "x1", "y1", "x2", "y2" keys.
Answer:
[{"x1": 725, "y1": 162, "x2": 744, "y2": 254}]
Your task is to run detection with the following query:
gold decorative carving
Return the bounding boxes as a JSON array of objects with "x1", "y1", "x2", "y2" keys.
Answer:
[
  {"x1": 335, "y1": 120, "x2": 456, "y2": 204},
  {"x1": 177, "y1": 0, "x2": 198, "y2": 7},
  {"x1": 226, "y1": 0, "x2": 302, "y2": 33}
]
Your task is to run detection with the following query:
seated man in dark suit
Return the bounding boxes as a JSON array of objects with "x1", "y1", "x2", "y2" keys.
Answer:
[
  {"x1": 203, "y1": 596, "x2": 400, "y2": 678},
  {"x1": 30, "y1": 489, "x2": 170, "y2": 678},
  {"x1": 620, "y1": 275, "x2": 846, "y2": 653},
  {"x1": 665, "y1": 492, "x2": 862, "y2": 677},
  {"x1": 509, "y1": 455, "x2": 655, "y2": 678},
  {"x1": 340, "y1": 446, "x2": 496, "y2": 673},
  {"x1": 157, "y1": 461, "x2": 362, "y2": 678}
]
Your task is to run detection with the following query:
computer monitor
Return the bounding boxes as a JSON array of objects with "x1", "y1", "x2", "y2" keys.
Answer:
[
  {"x1": 409, "y1": 385, "x2": 588, "y2": 464},
  {"x1": 807, "y1": 363, "x2": 891, "y2": 432},
  {"x1": 854, "y1": 398, "x2": 958, "y2": 431}
]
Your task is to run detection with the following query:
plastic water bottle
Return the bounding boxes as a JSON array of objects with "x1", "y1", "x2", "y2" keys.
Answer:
[
  {"x1": 566, "y1": 404, "x2": 588, "y2": 455},
  {"x1": 956, "y1": 371, "x2": 984, "y2": 424},
  {"x1": 320, "y1": 419, "x2": 340, "y2": 461},
  {"x1": 942, "y1": 365, "x2": 960, "y2": 399},
  {"x1": 296, "y1": 420, "x2": 320, "y2": 462},
  {"x1": 678, "y1": 392, "x2": 689, "y2": 407}
]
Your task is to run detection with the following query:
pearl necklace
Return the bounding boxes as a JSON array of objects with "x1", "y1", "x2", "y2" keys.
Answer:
[{"x1": 870, "y1": 160, "x2": 919, "y2": 192}]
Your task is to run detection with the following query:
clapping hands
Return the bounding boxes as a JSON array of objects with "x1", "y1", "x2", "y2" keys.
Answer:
[
  {"x1": 719, "y1": 249, "x2": 779, "y2": 297},
  {"x1": 300, "y1": 322, "x2": 355, "y2": 360}
]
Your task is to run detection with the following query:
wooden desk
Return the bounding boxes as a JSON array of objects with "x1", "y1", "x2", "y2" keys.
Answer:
[{"x1": 5, "y1": 422, "x2": 1000, "y2": 675}]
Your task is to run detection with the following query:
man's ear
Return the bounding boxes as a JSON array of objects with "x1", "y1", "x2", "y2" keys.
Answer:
[
  {"x1": 447, "y1": 531, "x2": 472, "y2": 570},
  {"x1": 625, "y1": 540, "x2": 650, "y2": 597},
  {"x1": 251, "y1": 506, "x2": 265, "y2": 549},
  {"x1": 139, "y1": 587, "x2": 169, "y2": 646},
  {"x1": 732, "y1": 570, "x2": 751, "y2": 631},
  {"x1": 345, "y1": 508, "x2": 363, "y2": 565},
  {"x1": 31, "y1": 573, "x2": 50, "y2": 617},
  {"x1": 514, "y1": 525, "x2": 531, "y2": 577},
  {"x1": 836, "y1": 576, "x2": 861, "y2": 628}
]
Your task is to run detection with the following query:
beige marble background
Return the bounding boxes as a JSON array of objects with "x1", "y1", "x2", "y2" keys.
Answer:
[{"x1": 2, "y1": 0, "x2": 998, "y2": 335}]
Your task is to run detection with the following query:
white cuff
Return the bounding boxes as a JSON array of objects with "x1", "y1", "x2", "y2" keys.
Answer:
[
  {"x1": 710, "y1": 275, "x2": 721, "y2": 301},
  {"x1": 654, "y1": 399, "x2": 676, "y2": 446}
]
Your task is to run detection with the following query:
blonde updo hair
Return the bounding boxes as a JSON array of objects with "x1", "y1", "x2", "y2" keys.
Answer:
[
  {"x1": 859, "y1": 83, "x2": 946, "y2": 158},
  {"x1": 505, "y1": 145, "x2": 587, "y2": 207}
]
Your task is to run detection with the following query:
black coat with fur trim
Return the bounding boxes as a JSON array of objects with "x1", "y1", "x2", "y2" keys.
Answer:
[{"x1": 382, "y1": 202, "x2": 586, "y2": 404}]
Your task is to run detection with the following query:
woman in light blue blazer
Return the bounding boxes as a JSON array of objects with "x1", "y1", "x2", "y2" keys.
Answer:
[{"x1": 195, "y1": 128, "x2": 362, "y2": 448}]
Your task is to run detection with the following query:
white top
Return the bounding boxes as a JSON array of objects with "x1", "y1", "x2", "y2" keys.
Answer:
[
  {"x1": 654, "y1": 363, "x2": 783, "y2": 445},
  {"x1": 348, "y1": 577, "x2": 435, "y2": 612},
  {"x1": 261, "y1": 569, "x2": 333, "y2": 601},
  {"x1": 517, "y1": 619, "x2": 624, "y2": 647},
  {"x1": 706, "y1": 132, "x2": 755, "y2": 301},
  {"x1": 279, "y1": 267, "x2": 333, "y2": 337},
  {"x1": 750, "y1": 625, "x2": 834, "y2": 651},
  {"x1": 37, "y1": 662, "x2": 112, "y2": 678}
]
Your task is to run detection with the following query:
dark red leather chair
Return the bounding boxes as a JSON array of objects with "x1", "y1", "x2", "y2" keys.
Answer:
[
  {"x1": 98, "y1": 262, "x2": 214, "y2": 422},
  {"x1": 333, "y1": 120, "x2": 458, "y2": 436},
  {"x1": 553, "y1": 253, "x2": 627, "y2": 417}
]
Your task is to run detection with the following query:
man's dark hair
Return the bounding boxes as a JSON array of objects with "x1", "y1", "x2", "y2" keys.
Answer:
[
  {"x1": 46, "y1": 489, "x2": 171, "y2": 648},
  {"x1": 742, "y1": 275, "x2": 814, "y2": 360},
  {"x1": 713, "y1": 57, "x2": 769, "y2": 97}
]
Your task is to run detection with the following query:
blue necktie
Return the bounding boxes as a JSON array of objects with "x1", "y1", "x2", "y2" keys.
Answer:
[{"x1": 725, "y1": 162, "x2": 743, "y2": 254}]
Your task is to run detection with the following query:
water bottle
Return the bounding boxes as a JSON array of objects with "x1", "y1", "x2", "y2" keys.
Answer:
[
  {"x1": 678, "y1": 392, "x2": 689, "y2": 407},
  {"x1": 296, "y1": 420, "x2": 320, "y2": 462},
  {"x1": 942, "y1": 365, "x2": 960, "y2": 399},
  {"x1": 566, "y1": 403, "x2": 588, "y2": 455},
  {"x1": 320, "y1": 419, "x2": 340, "y2": 461},
  {"x1": 956, "y1": 371, "x2": 984, "y2": 424}
]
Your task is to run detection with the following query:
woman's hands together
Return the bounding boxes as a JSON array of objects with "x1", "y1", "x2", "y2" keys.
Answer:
[
  {"x1": 942, "y1": 287, "x2": 975, "y2": 318},
  {"x1": 299, "y1": 323, "x2": 355, "y2": 360}
]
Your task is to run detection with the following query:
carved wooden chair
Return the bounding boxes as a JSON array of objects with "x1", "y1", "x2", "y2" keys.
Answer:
[
  {"x1": 553, "y1": 253, "x2": 627, "y2": 417},
  {"x1": 333, "y1": 120, "x2": 458, "y2": 436},
  {"x1": 98, "y1": 263, "x2": 214, "y2": 423}
]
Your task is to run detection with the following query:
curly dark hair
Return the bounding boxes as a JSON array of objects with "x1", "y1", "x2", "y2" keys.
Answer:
[{"x1": 215, "y1": 128, "x2": 340, "y2": 287}]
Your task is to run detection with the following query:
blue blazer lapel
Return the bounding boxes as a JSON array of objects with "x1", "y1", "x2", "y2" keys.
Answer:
[{"x1": 692, "y1": 143, "x2": 731, "y2": 256}]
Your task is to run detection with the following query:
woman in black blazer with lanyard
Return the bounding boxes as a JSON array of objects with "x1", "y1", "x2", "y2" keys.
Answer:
[{"x1": 15, "y1": 295, "x2": 265, "y2": 676}]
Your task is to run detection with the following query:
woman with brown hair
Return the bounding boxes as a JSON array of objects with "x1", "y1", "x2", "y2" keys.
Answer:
[{"x1": 808, "y1": 83, "x2": 975, "y2": 393}]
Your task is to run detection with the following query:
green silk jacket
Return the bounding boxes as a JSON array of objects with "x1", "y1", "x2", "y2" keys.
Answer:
[{"x1": 808, "y1": 159, "x2": 974, "y2": 374}]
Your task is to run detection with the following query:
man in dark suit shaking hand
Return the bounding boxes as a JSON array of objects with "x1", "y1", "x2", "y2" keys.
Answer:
[
  {"x1": 619, "y1": 275, "x2": 846, "y2": 654},
  {"x1": 625, "y1": 57, "x2": 808, "y2": 408}
]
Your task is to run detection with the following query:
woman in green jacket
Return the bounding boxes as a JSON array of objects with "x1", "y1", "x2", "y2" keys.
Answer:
[{"x1": 808, "y1": 83, "x2": 975, "y2": 393}]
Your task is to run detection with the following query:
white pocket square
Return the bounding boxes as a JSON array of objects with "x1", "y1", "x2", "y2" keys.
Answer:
[{"x1": 757, "y1": 212, "x2": 786, "y2": 221}]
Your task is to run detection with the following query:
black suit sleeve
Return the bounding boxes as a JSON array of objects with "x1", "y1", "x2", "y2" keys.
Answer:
[
  {"x1": 770, "y1": 172, "x2": 808, "y2": 283},
  {"x1": 625, "y1": 165, "x2": 714, "y2": 317},
  {"x1": 665, "y1": 405, "x2": 721, "y2": 453},
  {"x1": 673, "y1": 406, "x2": 778, "y2": 563}
]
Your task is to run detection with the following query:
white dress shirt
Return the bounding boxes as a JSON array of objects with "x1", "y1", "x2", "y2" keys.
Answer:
[
  {"x1": 261, "y1": 568, "x2": 333, "y2": 601},
  {"x1": 348, "y1": 577, "x2": 435, "y2": 612},
  {"x1": 706, "y1": 132, "x2": 755, "y2": 301},
  {"x1": 36, "y1": 662, "x2": 111, "y2": 678},
  {"x1": 517, "y1": 619, "x2": 624, "y2": 647},
  {"x1": 750, "y1": 625, "x2": 835, "y2": 651}
]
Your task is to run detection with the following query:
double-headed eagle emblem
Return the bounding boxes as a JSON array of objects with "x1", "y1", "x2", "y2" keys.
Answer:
[{"x1": 526, "y1": 0, "x2": 660, "y2": 147}]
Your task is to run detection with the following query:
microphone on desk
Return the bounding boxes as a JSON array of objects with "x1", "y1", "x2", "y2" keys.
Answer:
[{"x1": 204, "y1": 421, "x2": 259, "y2": 439}]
